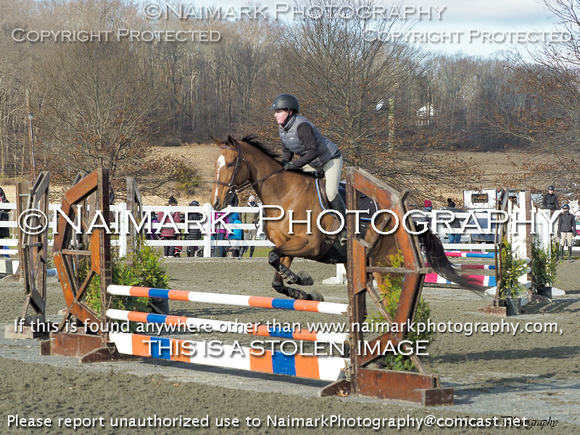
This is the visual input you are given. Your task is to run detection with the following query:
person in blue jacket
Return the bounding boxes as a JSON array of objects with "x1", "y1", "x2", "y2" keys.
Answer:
[{"x1": 227, "y1": 212, "x2": 243, "y2": 258}]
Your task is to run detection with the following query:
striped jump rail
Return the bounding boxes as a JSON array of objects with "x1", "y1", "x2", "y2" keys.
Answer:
[
  {"x1": 426, "y1": 262, "x2": 496, "y2": 270},
  {"x1": 107, "y1": 285, "x2": 348, "y2": 316},
  {"x1": 106, "y1": 309, "x2": 348, "y2": 344},
  {"x1": 425, "y1": 273, "x2": 496, "y2": 287},
  {"x1": 445, "y1": 251, "x2": 496, "y2": 259},
  {"x1": 453, "y1": 264, "x2": 495, "y2": 270},
  {"x1": 109, "y1": 332, "x2": 347, "y2": 382}
]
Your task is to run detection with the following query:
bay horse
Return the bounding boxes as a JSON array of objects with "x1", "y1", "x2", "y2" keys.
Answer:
[{"x1": 212, "y1": 135, "x2": 480, "y2": 300}]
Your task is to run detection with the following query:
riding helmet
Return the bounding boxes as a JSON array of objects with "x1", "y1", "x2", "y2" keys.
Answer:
[
  {"x1": 562, "y1": 203, "x2": 570, "y2": 210},
  {"x1": 271, "y1": 94, "x2": 300, "y2": 112}
]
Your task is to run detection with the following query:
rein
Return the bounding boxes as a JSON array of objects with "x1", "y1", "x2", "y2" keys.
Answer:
[{"x1": 213, "y1": 145, "x2": 284, "y2": 196}]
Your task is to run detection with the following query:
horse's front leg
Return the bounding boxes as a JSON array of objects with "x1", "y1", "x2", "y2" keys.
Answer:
[
  {"x1": 271, "y1": 268, "x2": 323, "y2": 301},
  {"x1": 268, "y1": 236, "x2": 314, "y2": 286},
  {"x1": 268, "y1": 238, "x2": 322, "y2": 301}
]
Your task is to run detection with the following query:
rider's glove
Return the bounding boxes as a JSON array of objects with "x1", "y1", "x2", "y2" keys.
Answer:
[{"x1": 283, "y1": 162, "x2": 295, "y2": 171}]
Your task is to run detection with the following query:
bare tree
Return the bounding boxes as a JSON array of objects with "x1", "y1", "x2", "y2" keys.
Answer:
[
  {"x1": 279, "y1": 0, "x2": 423, "y2": 164},
  {"x1": 0, "y1": 0, "x2": 37, "y2": 177},
  {"x1": 483, "y1": 0, "x2": 580, "y2": 193},
  {"x1": 32, "y1": 1, "x2": 159, "y2": 181}
]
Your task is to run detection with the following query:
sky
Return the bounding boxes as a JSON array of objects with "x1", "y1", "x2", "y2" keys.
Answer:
[
  {"x1": 400, "y1": 0, "x2": 560, "y2": 56},
  {"x1": 198, "y1": 0, "x2": 561, "y2": 57}
]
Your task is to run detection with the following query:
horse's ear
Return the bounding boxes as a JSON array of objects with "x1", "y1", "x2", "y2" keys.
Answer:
[
  {"x1": 227, "y1": 135, "x2": 239, "y2": 149},
  {"x1": 210, "y1": 136, "x2": 224, "y2": 146}
]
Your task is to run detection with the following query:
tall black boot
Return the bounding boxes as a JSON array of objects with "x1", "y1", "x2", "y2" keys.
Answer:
[
  {"x1": 560, "y1": 247, "x2": 565, "y2": 260},
  {"x1": 328, "y1": 196, "x2": 347, "y2": 245},
  {"x1": 569, "y1": 246, "x2": 573, "y2": 260}
]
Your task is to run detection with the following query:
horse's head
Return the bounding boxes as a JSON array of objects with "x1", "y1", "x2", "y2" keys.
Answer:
[{"x1": 211, "y1": 135, "x2": 251, "y2": 210}]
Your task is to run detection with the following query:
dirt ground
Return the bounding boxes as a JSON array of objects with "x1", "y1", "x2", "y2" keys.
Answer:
[{"x1": 0, "y1": 257, "x2": 579, "y2": 434}]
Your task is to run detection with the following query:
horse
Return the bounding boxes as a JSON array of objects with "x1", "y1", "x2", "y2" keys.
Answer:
[{"x1": 211, "y1": 135, "x2": 481, "y2": 301}]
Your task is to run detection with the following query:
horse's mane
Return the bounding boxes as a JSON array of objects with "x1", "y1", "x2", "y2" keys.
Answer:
[{"x1": 241, "y1": 135, "x2": 281, "y2": 160}]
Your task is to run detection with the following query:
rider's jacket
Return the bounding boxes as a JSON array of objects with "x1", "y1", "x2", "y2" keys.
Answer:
[{"x1": 279, "y1": 115, "x2": 340, "y2": 169}]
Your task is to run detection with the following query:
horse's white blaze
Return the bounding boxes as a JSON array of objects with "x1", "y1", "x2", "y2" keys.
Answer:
[{"x1": 214, "y1": 155, "x2": 226, "y2": 202}]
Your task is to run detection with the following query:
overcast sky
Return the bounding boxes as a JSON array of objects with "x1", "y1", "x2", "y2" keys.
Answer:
[
  {"x1": 201, "y1": 0, "x2": 560, "y2": 57},
  {"x1": 405, "y1": 0, "x2": 558, "y2": 56}
]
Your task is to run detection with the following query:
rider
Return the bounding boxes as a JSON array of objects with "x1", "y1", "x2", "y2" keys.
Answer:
[{"x1": 271, "y1": 93, "x2": 347, "y2": 244}]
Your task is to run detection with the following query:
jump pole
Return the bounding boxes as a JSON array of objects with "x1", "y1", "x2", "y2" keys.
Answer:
[
  {"x1": 453, "y1": 264, "x2": 495, "y2": 270},
  {"x1": 107, "y1": 285, "x2": 348, "y2": 316},
  {"x1": 445, "y1": 251, "x2": 495, "y2": 259},
  {"x1": 425, "y1": 273, "x2": 496, "y2": 287}
]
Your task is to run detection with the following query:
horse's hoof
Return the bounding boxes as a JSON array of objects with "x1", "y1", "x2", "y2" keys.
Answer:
[
  {"x1": 308, "y1": 291, "x2": 324, "y2": 302},
  {"x1": 286, "y1": 286, "x2": 307, "y2": 300},
  {"x1": 298, "y1": 271, "x2": 314, "y2": 286}
]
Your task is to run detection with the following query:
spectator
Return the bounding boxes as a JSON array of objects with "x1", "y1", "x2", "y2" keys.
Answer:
[
  {"x1": 109, "y1": 185, "x2": 115, "y2": 205},
  {"x1": 108, "y1": 185, "x2": 116, "y2": 226},
  {"x1": 240, "y1": 195, "x2": 259, "y2": 258},
  {"x1": 416, "y1": 199, "x2": 432, "y2": 231},
  {"x1": 0, "y1": 187, "x2": 10, "y2": 241},
  {"x1": 226, "y1": 212, "x2": 243, "y2": 258},
  {"x1": 542, "y1": 185, "x2": 560, "y2": 212},
  {"x1": 558, "y1": 204, "x2": 576, "y2": 260},
  {"x1": 148, "y1": 213, "x2": 159, "y2": 240},
  {"x1": 445, "y1": 199, "x2": 462, "y2": 245},
  {"x1": 0, "y1": 187, "x2": 10, "y2": 258},
  {"x1": 185, "y1": 200, "x2": 202, "y2": 257},
  {"x1": 158, "y1": 196, "x2": 181, "y2": 257},
  {"x1": 212, "y1": 211, "x2": 227, "y2": 257}
]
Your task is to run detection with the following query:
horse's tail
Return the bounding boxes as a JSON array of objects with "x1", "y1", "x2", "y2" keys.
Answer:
[{"x1": 418, "y1": 229, "x2": 485, "y2": 293}]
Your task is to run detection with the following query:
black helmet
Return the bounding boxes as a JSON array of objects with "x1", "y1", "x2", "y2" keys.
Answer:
[
  {"x1": 548, "y1": 185, "x2": 555, "y2": 190},
  {"x1": 562, "y1": 203, "x2": 570, "y2": 210},
  {"x1": 271, "y1": 94, "x2": 300, "y2": 112},
  {"x1": 189, "y1": 200, "x2": 199, "y2": 206}
]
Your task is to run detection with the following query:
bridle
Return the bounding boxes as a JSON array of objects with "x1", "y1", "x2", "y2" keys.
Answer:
[{"x1": 213, "y1": 145, "x2": 283, "y2": 203}]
